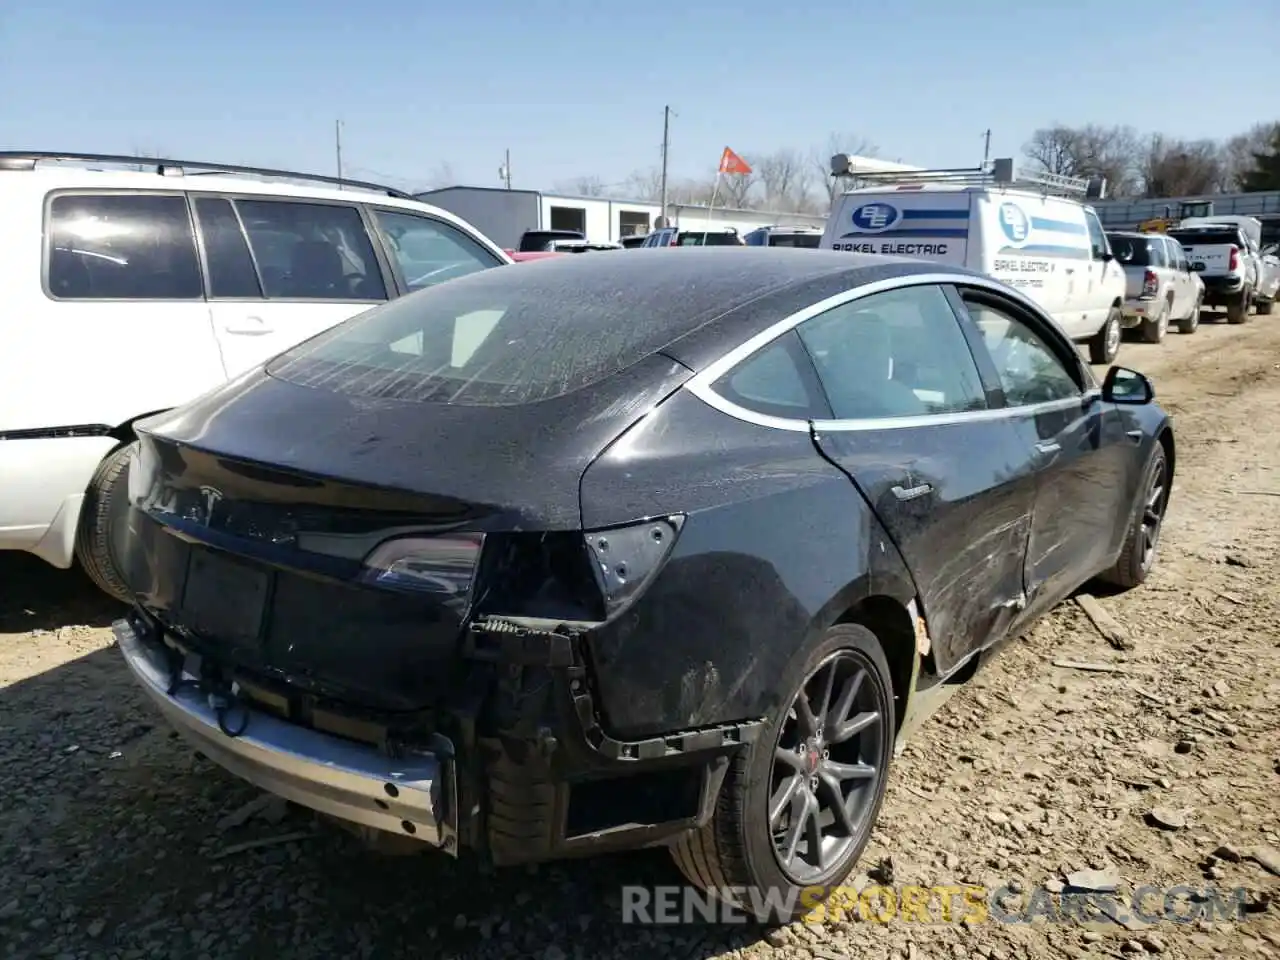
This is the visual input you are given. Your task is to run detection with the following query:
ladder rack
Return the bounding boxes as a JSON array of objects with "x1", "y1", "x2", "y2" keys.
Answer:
[
  {"x1": 829, "y1": 154, "x2": 1107, "y2": 200},
  {"x1": 0, "y1": 151, "x2": 415, "y2": 200}
]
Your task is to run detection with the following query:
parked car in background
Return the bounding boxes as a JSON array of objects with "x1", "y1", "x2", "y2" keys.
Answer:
[
  {"x1": 620, "y1": 234, "x2": 648, "y2": 248},
  {"x1": 0, "y1": 151, "x2": 511, "y2": 603},
  {"x1": 1258, "y1": 244, "x2": 1280, "y2": 314},
  {"x1": 516, "y1": 229, "x2": 586, "y2": 252},
  {"x1": 641, "y1": 226, "x2": 745, "y2": 247},
  {"x1": 1107, "y1": 231, "x2": 1204, "y2": 339},
  {"x1": 1168, "y1": 218, "x2": 1262, "y2": 323},
  {"x1": 743, "y1": 225, "x2": 823, "y2": 248},
  {"x1": 112, "y1": 248, "x2": 1173, "y2": 922},
  {"x1": 821, "y1": 156, "x2": 1127, "y2": 364}
]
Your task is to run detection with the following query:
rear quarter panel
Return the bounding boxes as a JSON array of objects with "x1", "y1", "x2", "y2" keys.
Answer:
[{"x1": 578, "y1": 389, "x2": 918, "y2": 740}]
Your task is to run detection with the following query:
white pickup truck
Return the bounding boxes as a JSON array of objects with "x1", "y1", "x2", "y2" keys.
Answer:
[{"x1": 1168, "y1": 216, "x2": 1263, "y2": 323}]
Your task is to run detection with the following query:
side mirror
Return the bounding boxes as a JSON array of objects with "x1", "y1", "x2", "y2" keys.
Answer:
[
  {"x1": 1100, "y1": 251, "x2": 1115, "y2": 263},
  {"x1": 1102, "y1": 366, "x2": 1154, "y2": 405}
]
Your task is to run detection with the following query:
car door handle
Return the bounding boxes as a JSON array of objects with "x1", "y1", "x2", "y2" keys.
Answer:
[
  {"x1": 1125, "y1": 429, "x2": 1143, "y2": 443},
  {"x1": 891, "y1": 483, "x2": 933, "y2": 501},
  {"x1": 223, "y1": 318, "x2": 273, "y2": 336},
  {"x1": 1035, "y1": 440, "x2": 1061, "y2": 455}
]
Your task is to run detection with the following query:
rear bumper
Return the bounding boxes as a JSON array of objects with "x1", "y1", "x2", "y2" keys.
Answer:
[
  {"x1": 114, "y1": 615, "x2": 456, "y2": 851},
  {"x1": 1200, "y1": 275, "x2": 1246, "y2": 304},
  {"x1": 1120, "y1": 296, "x2": 1157, "y2": 326}
]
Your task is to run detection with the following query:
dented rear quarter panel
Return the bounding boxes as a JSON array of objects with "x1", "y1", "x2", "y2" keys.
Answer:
[{"x1": 578, "y1": 389, "x2": 918, "y2": 741}]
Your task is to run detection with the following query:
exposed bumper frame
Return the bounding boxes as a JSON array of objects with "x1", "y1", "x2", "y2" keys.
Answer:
[{"x1": 114, "y1": 617, "x2": 456, "y2": 852}]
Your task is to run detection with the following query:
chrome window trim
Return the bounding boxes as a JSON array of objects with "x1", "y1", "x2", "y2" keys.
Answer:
[{"x1": 685, "y1": 271, "x2": 1099, "y2": 433}]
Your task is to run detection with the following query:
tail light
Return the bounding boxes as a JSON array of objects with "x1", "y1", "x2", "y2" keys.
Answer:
[
  {"x1": 1141, "y1": 270, "x2": 1158, "y2": 298},
  {"x1": 1228, "y1": 246, "x2": 1240, "y2": 271},
  {"x1": 584, "y1": 515, "x2": 684, "y2": 617},
  {"x1": 361, "y1": 533, "x2": 484, "y2": 606}
]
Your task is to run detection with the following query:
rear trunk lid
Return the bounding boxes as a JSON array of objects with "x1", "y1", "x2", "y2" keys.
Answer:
[{"x1": 123, "y1": 356, "x2": 690, "y2": 713}]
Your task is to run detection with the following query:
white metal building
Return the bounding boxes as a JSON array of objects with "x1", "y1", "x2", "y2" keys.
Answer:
[{"x1": 417, "y1": 156, "x2": 921, "y2": 247}]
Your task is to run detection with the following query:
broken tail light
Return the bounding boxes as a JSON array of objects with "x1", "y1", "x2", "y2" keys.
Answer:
[
  {"x1": 583, "y1": 515, "x2": 684, "y2": 618},
  {"x1": 360, "y1": 533, "x2": 485, "y2": 604}
]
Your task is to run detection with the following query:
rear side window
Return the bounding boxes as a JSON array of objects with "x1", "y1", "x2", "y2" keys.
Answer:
[
  {"x1": 795, "y1": 285, "x2": 988, "y2": 420},
  {"x1": 47, "y1": 194, "x2": 202, "y2": 300},
  {"x1": 710, "y1": 331, "x2": 828, "y2": 419},
  {"x1": 194, "y1": 197, "x2": 261, "y2": 298},
  {"x1": 372, "y1": 210, "x2": 500, "y2": 292},
  {"x1": 269, "y1": 262, "x2": 702, "y2": 405},
  {"x1": 234, "y1": 199, "x2": 386, "y2": 301}
]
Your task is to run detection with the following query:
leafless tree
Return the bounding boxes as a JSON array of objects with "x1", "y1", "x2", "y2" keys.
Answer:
[
  {"x1": 809, "y1": 133, "x2": 879, "y2": 209},
  {"x1": 1221, "y1": 122, "x2": 1280, "y2": 191},
  {"x1": 1023, "y1": 124, "x2": 1142, "y2": 197},
  {"x1": 418, "y1": 162, "x2": 456, "y2": 190},
  {"x1": 1140, "y1": 135, "x2": 1225, "y2": 197},
  {"x1": 554, "y1": 175, "x2": 606, "y2": 197},
  {"x1": 754, "y1": 149, "x2": 804, "y2": 210}
]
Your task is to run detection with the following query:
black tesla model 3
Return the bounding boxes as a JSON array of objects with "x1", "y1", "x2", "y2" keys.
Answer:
[{"x1": 112, "y1": 248, "x2": 1173, "y2": 919}]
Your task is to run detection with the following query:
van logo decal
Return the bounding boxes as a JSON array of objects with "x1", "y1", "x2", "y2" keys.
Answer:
[
  {"x1": 850, "y1": 203, "x2": 901, "y2": 233},
  {"x1": 999, "y1": 203, "x2": 1030, "y2": 245}
]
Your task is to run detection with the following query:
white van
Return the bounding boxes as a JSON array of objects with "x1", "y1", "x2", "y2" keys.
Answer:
[{"x1": 820, "y1": 157, "x2": 1128, "y2": 364}]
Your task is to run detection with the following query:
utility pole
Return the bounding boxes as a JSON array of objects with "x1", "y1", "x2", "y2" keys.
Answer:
[
  {"x1": 981, "y1": 128, "x2": 992, "y2": 169},
  {"x1": 500, "y1": 149, "x2": 512, "y2": 189},
  {"x1": 335, "y1": 119, "x2": 344, "y2": 188},
  {"x1": 659, "y1": 105, "x2": 671, "y2": 228}
]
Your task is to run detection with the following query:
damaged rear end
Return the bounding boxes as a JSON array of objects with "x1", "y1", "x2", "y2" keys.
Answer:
[{"x1": 114, "y1": 262, "x2": 770, "y2": 864}]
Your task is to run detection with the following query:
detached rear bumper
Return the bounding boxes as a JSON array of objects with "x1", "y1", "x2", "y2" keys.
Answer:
[{"x1": 114, "y1": 616, "x2": 455, "y2": 851}]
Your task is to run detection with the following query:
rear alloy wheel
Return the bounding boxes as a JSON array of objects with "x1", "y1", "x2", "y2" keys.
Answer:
[
  {"x1": 74, "y1": 441, "x2": 137, "y2": 604},
  {"x1": 671, "y1": 624, "x2": 894, "y2": 922},
  {"x1": 1089, "y1": 306, "x2": 1123, "y2": 364},
  {"x1": 1099, "y1": 444, "x2": 1169, "y2": 590},
  {"x1": 1140, "y1": 298, "x2": 1170, "y2": 344},
  {"x1": 1176, "y1": 294, "x2": 1202, "y2": 334}
]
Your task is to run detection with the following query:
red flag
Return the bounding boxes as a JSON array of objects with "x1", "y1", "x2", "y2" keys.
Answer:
[{"x1": 719, "y1": 146, "x2": 752, "y2": 176}]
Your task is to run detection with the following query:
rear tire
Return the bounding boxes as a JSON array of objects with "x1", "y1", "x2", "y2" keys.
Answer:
[
  {"x1": 670, "y1": 623, "x2": 896, "y2": 923},
  {"x1": 1098, "y1": 444, "x2": 1169, "y2": 591},
  {"x1": 74, "y1": 441, "x2": 137, "y2": 604},
  {"x1": 1258, "y1": 298, "x2": 1274, "y2": 316},
  {"x1": 1176, "y1": 294, "x2": 1202, "y2": 334},
  {"x1": 1226, "y1": 290, "x2": 1251, "y2": 324},
  {"x1": 1088, "y1": 306, "x2": 1123, "y2": 364},
  {"x1": 1140, "y1": 299, "x2": 1170, "y2": 344}
]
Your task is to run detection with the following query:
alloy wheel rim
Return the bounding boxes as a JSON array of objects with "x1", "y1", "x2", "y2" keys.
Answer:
[
  {"x1": 768, "y1": 650, "x2": 886, "y2": 884},
  {"x1": 1140, "y1": 457, "x2": 1168, "y2": 570},
  {"x1": 1107, "y1": 314, "x2": 1121, "y2": 357}
]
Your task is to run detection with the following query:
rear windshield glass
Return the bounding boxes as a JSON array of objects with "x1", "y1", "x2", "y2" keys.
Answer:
[
  {"x1": 267, "y1": 264, "x2": 693, "y2": 406},
  {"x1": 1107, "y1": 235, "x2": 1156, "y2": 265},
  {"x1": 1169, "y1": 229, "x2": 1240, "y2": 248}
]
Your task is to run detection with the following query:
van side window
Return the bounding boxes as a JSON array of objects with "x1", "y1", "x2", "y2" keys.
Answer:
[
  {"x1": 1084, "y1": 211, "x2": 1109, "y2": 261},
  {"x1": 194, "y1": 197, "x2": 263, "y2": 299},
  {"x1": 47, "y1": 194, "x2": 202, "y2": 300},
  {"x1": 232, "y1": 199, "x2": 387, "y2": 301}
]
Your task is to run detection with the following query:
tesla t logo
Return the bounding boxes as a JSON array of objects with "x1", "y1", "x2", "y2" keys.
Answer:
[{"x1": 198, "y1": 485, "x2": 223, "y2": 525}]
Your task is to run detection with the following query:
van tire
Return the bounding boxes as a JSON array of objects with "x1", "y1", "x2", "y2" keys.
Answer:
[
  {"x1": 1258, "y1": 298, "x2": 1274, "y2": 316},
  {"x1": 1140, "y1": 299, "x2": 1170, "y2": 344},
  {"x1": 1088, "y1": 306, "x2": 1123, "y2": 364},
  {"x1": 1226, "y1": 290, "x2": 1250, "y2": 324},
  {"x1": 74, "y1": 441, "x2": 137, "y2": 605}
]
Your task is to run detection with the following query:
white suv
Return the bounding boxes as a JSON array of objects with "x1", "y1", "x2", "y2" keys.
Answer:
[{"x1": 0, "y1": 152, "x2": 512, "y2": 600}]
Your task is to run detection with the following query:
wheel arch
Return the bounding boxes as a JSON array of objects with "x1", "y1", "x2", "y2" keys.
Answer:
[{"x1": 832, "y1": 594, "x2": 920, "y2": 736}]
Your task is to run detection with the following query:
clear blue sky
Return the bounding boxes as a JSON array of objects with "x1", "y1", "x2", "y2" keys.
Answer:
[{"x1": 4, "y1": 0, "x2": 1277, "y2": 192}]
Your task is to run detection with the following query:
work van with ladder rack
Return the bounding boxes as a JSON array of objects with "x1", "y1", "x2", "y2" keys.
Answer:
[{"x1": 819, "y1": 156, "x2": 1127, "y2": 364}]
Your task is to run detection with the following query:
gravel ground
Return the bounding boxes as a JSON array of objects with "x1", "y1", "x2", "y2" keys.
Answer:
[{"x1": 2, "y1": 311, "x2": 1279, "y2": 960}]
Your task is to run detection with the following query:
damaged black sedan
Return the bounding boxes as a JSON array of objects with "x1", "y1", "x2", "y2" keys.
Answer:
[{"x1": 112, "y1": 248, "x2": 1173, "y2": 918}]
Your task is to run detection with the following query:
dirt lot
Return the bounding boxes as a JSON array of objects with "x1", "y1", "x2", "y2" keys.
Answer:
[{"x1": 2, "y1": 313, "x2": 1279, "y2": 960}]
